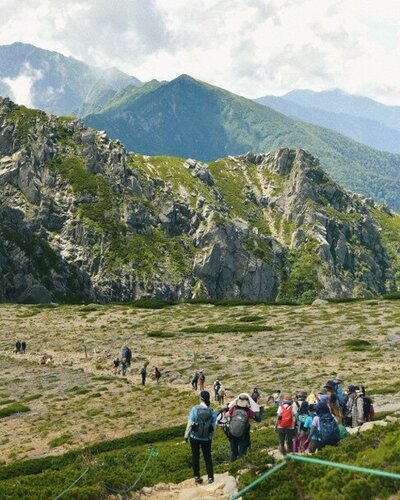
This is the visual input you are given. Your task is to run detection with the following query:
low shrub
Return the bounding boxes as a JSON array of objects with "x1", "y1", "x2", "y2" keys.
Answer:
[
  {"x1": 130, "y1": 299, "x2": 177, "y2": 309},
  {"x1": 344, "y1": 339, "x2": 372, "y2": 351},
  {"x1": 383, "y1": 291, "x2": 400, "y2": 300},
  {"x1": 238, "y1": 315, "x2": 263, "y2": 322},
  {"x1": 147, "y1": 331, "x2": 175, "y2": 338},
  {"x1": 0, "y1": 403, "x2": 30, "y2": 418},
  {"x1": 181, "y1": 324, "x2": 274, "y2": 333}
]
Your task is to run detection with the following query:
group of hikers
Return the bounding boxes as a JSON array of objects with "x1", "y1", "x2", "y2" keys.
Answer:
[
  {"x1": 185, "y1": 375, "x2": 374, "y2": 485},
  {"x1": 112, "y1": 346, "x2": 161, "y2": 384},
  {"x1": 15, "y1": 340, "x2": 27, "y2": 354}
]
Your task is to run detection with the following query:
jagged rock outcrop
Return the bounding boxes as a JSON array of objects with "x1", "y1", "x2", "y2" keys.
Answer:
[{"x1": 0, "y1": 97, "x2": 399, "y2": 303}]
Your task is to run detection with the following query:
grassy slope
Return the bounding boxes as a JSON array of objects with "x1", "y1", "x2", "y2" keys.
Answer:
[
  {"x1": 1, "y1": 416, "x2": 399, "y2": 499},
  {"x1": 85, "y1": 76, "x2": 400, "y2": 210}
]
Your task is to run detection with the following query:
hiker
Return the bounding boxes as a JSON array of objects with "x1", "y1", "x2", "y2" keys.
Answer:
[
  {"x1": 199, "y1": 371, "x2": 206, "y2": 391},
  {"x1": 21, "y1": 341, "x2": 26, "y2": 354},
  {"x1": 361, "y1": 386, "x2": 375, "y2": 422},
  {"x1": 154, "y1": 367, "x2": 161, "y2": 383},
  {"x1": 273, "y1": 390, "x2": 282, "y2": 406},
  {"x1": 15, "y1": 340, "x2": 21, "y2": 354},
  {"x1": 213, "y1": 379, "x2": 221, "y2": 402},
  {"x1": 121, "y1": 358, "x2": 128, "y2": 376},
  {"x1": 306, "y1": 389, "x2": 318, "y2": 405},
  {"x1": 345, "y1": 385, "x2": 365, "y2": 428},
  {"x1": 192, "y1": 371, "x2": 199, "y2": 390},
  {"x1": 227, "y1": 393, "x2": 262, "y2": 461},
  {"x1": 308, "y1": 400, "x2": 340, "y2": 453},
  {"x1": 275, "y1": 394, "x2": 297, "y2": 455},
  {"x1": 184, "y1": 390, "x2": 216, "y2": 484},
  {"x1": 83, "y1": 344, "x2": 88, "y2": 358},
  {"x1": 113, "y1": 358, "x2": 120, "y2": 375},
  {"x1": 40, "y1": 354, "x2": 53, "y2": 365},
  {"x1": 140, "y1": 365, "x2": 147, "y2": 386},
  {"x1": 251, "y1": 388, "x2": 261, "y2": 404},
  {"x1": 218, "y1": 385, "x2": 226, "y2": 405},
  {"x1": 293, "y1": 401, "x2": 312, "y2": 452},
  {"x1": 216, "y1": 404, "x2": 230, "y2": 438},
  {"x1": 323, "y1": 380, "x2": 346, "y2": 425},
  {"x1": 126, "y1": 347, "x2": 132, "y2": 367}
]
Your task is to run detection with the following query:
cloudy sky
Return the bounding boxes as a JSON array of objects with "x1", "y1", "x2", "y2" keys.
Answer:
[{"x1": 1, "y1": 0, "x2": 400, "y2": 104}]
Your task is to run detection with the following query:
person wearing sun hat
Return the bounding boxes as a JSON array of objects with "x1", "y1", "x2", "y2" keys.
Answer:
[
  {"x1": 226, "y1": 393, "x2": 262, "y2": 461},
  {"x1": 184, "y1": 390, "x2": 217, "y2": 484}
]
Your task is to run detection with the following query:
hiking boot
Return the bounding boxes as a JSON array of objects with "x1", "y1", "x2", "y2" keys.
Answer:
[
  {"x1": 195, "y1": 476, "x2": 203, "y2": 484},
  {"x1": 208, "y1": 477, "x2": 214, "y2": 484}
]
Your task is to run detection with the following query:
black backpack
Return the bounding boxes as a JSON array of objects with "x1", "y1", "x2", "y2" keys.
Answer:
[
  {"x1": 192, "y1": 406, "x2": 213, "y2": 439},
  {"x1": 363, "y1": 396, "x2": 373, "y2": 420},
  {"x1": 319, "y1": 413, "x2": 340, "y2": 445}
]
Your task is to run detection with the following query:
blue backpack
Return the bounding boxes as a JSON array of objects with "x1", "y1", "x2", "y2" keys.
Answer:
[
  {"x1": 334, "y1": 382, "x2": 348, "y2": 406},
  {"x1": 192, "y1": 406, "x2": 213, "y2": 439}
]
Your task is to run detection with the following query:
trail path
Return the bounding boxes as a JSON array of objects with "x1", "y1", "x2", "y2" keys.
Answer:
[{"x1": 130, "y1": 473, "x2": 238, "y2": 499}]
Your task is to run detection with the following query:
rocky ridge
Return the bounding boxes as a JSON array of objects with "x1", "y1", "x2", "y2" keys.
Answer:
[{"x1": 0, "y1": 97, "x2": 399, "y2": 303}]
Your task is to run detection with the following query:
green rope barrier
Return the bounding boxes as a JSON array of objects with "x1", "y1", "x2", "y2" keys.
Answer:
[
  {"x1": 286, "y1": 454, "x2": 400, "y2": 480},
  {"x1": 231, "y1": 453, "x2": 400, "y2": 499},
  {"x1": 104, "y1": 447, "x2": 159, "y2": 494},
  {"x1": 230, "y1": 460, "x2": 287, "y2": 500},
  {"x1": 53, "y1": 467, "x2": 90, "y2": 500}
]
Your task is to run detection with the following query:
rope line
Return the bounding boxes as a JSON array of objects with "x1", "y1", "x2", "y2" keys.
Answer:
[
  {"x1": 103, "y1": 447, "x2": 159, "y2": 494},
  {"x1": 53, "y1": 467, "x2": 90, "y2": 500},
  {"x1": 231, "y1": 454, "x2": 400, "y2": 499}
]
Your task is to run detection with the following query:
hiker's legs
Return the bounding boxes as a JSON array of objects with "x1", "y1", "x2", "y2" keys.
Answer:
[
  {"x1": 230, "y1": 436, "x2": 239, "y2": 461},
  {"x1": 200, "y1": 440, "x2": 213, "y2": 479},
  {"x1": 141, "y1": 375, "x2": 146, "y2": 385},
  {"x1": 190, "y1": 438, "x2": 201, "y2": 477},
  {"x1": 286, "y1": 429, "x2": 295, "y2": 452},
  {"x1": 278, "y1": 429, "x2": 286, "y2": 454},
  {"x1": 308, "y1": 439, "x2": 320, "y2": 454},
  {"x1": 238, "y1": 434, "x2": 250, "y2": 457}
]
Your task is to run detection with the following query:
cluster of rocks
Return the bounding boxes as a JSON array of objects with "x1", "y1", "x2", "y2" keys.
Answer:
[{"x1": 0, "y1": 96, "x2": 397, "y2": 303}]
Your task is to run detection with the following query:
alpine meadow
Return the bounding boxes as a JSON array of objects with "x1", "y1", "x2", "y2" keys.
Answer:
[{"x1": 0, "y1": 2, "x2": 400, "y2": 499}]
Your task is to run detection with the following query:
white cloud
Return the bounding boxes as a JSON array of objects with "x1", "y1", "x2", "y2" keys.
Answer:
[
  {"x1": 2, "y1": 62, "x2": 43, "y2": 107},
  {"x1": 0, "y1": 0, "x2": 399, "y2": 104}
]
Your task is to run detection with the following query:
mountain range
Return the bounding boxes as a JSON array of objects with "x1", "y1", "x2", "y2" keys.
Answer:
[
  {"x1": 85, "y1": 75, "x2": 400, "y2": 211},
  {"x1": 0, "y1": 42, "x2": 141, "y2": 116},
  {"x1": 0, "y1": 96, "x2": 399, "y2": 304},
  {"x1": 256, "y1": 90, "x2": 400, "y2": 155}
]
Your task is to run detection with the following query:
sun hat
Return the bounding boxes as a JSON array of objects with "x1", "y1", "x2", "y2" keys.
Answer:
[
  {"x1": 283, "y1": 394, "x2": 293, "y2": 403},
  {"x1": 200, "y1": 390, "x2": 210, "y2": 402},
  {"x1": 237, "y1": 393, "x2": 250, "y2": 408}
]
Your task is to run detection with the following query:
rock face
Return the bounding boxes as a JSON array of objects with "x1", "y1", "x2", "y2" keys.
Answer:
[{"x1": 0, "y1": 97, "x2": 399, "y2": 303}]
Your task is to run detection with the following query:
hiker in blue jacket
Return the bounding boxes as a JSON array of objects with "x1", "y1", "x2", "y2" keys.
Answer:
[{"x1": 184, "y1": 390, "x2": 217, "y2": 484}]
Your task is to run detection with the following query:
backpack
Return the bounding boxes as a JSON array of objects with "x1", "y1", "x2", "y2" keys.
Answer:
[
  {"x1": 229, "y1": 408, "x2": 249, "y2": 438},
  {"x1": 140, "y1": 367, "x2": 146, "y2": 375},
  {"x1": 279, "y1": 404, "x2": 294, "y2": 429},
  {"x1": 192, "y1": 406, "x2": 213, "y2": 439},
  {"x1": 319, "y1": 413, "x2": 340, "y2": 445},
  {"x1": 333, "y1": 382, "x2": 348, "y2": 407},
  {"x1": 297, "y1": 413, "x2": 308, "y2": 433}
]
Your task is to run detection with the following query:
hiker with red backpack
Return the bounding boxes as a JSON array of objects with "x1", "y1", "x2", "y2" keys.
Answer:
[
  {"x1": 226, "y1": 393, "x2": 263, "y2": 461},
  {"x1": 275, "y1": 394, "x2": 298, "y2": 455},
  {"x1": 184, "y1": 390, "x2": 217, "y2": 485}
]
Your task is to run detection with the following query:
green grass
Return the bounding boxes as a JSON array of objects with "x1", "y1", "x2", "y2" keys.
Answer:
[
  {"x1": 344, "y1": 339, "x2": 372, "y2": 351},
  {"x1": 0, "y1": 403, "x2": 30, "y2": 418},
  {"x1": 181, "y1": 324, "x2": 274, "y2": 333},
  {"x1": 48, "y1": 434, "x2": 73, "y2": 449}
]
